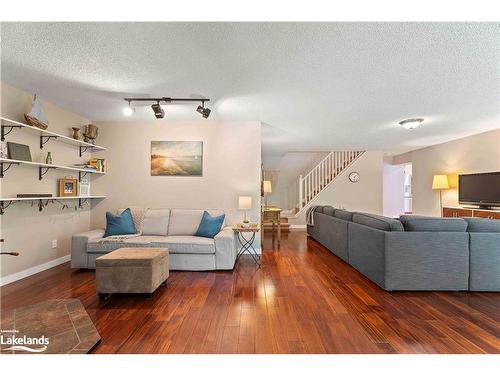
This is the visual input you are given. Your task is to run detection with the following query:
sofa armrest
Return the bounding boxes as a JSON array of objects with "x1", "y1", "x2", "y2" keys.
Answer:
[
  {"x1": 385, "y1": 232, "x2": 469, "y2": 291},
  {"x1": 71, "y1": 229, "x2": 105, "y2": 269},
  {"x1": 214, "y1": 226, "x2": 238, "y2": 269}
]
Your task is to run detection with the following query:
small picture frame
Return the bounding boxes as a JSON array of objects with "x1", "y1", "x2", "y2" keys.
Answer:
[{"x1": 58, "y1": 178, "x2": 78, "y2": 197}]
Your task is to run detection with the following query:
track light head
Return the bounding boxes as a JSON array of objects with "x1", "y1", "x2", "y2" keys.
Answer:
[
  {"x1": 151, "y1": 102, "x2": 165, "y2": 119},
  {"x1": 197, "y1": 104, "x2": 211, "y2": 119},
  {"x1": 123, "y1": 100, "x2": 134, "y2": 116}
]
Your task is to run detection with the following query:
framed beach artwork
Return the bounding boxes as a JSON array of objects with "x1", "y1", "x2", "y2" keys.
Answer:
[{"x1": 151, "y1": 141, "x2": 203, "y2": 176}]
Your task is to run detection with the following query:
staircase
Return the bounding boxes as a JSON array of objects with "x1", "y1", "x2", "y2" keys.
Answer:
[{"x1": 297, "y1": 150, "x2": 365, "y2": 213}]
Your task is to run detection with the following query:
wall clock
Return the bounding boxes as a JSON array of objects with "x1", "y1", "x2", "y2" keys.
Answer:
[{"x1": 349, "y1": 172, "x2": 360, "y2": 183}]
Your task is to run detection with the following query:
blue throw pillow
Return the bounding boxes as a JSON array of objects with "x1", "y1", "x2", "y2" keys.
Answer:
[
  {"x1": 195, "y1": 211, "x2": 225, "y2": 238},
  {"x1": 104, "y1": 208, "x2": 137, "y2": 237}
]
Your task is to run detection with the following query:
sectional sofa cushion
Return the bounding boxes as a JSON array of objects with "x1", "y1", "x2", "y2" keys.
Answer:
[
  {"x1": 195, "y1": 211, "x2": 226, "y2": 238},
  {"x1": 322, "y1": 206, "x2": 336, "y2": 216},
  {"x1": 87, "y1": 235, "x2": 216, "y2": 255},
  {"x1": 314, "y1": 206, "x2": 324, "y2": 213},
  {"x1": 334, "y1": 209, "x2": 353, "y2": 222},
  {"x1": 168, "y1": 209, "x2": 225, "y2": 236},
  {"x1": 142, "y1": 209, "x2": 171, "y2": 236},
  {"x1": 104, "y1": 208, "x2": 137, "y2": 237},
  {"x1": 464, "y1": 217, "x2": 500, "y2": 233},
  {"x1": 399, "y1": 215, "x2": 467, "y2": 232},
  {"x1": 352, "y1": 213, "x2": 404, "y2": 232}
]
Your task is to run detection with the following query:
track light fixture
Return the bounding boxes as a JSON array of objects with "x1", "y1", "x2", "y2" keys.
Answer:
[
  {"x1": 196, "y1": 100, "x2": 211, "y2": 119},
  {"x1": 122, "y1": 100, "x2": 134, "y2": 116},
  {"x1": 151, "y1": 101, "x2": 165, "y2": 119},
  {"x1": 123, "y1": 97, "x2": 211, "y2": 119}
]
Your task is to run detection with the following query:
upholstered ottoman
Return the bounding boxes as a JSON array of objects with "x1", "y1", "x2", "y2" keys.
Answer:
[{"x1": 96, "y1": 247, "x2": 169, "y2": 297}]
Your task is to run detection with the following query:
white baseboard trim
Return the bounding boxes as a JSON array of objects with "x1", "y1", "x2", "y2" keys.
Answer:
[
  {"x1": 289, "y1": 225, "x2": 306, "y2": 230},
  {"x1": 0, "y1": 255, "x2": 70, "y2": 287}
]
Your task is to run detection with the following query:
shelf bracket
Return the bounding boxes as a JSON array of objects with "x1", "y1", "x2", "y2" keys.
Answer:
[
  {"x1": 79, "y1": 145, "x2": 93, "y2": 157},
  {"x1": 0, "y1": 201, "x2": 15, "y2": 215},
  {"x1": 39, "y1": 166, "x2": 56, "y2": 180},
  {"x1": 0, "y1": 162, "x2": 20, "y2": 178},
  {"x1": 40, "y1": 135, "x2": 58, "y2": 149},
  {"x1": 78, "y1": 198, "x2": 89, "y2": 209},
  {"x1": 78, "y1": 171, "x2": 89, "y2": 181},
  {"x1": 1, "y1": 125, "x2": 23, "y2": 141}
]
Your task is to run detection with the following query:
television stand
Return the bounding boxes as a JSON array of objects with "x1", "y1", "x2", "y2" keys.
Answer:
[{"x1": 443, "y1": 206, "x2": 500, "y2": 220}]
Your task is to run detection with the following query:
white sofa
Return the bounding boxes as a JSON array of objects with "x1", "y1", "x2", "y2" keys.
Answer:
[{"x1": 71, "y1": 208, "x2": 238, "y2": 271}]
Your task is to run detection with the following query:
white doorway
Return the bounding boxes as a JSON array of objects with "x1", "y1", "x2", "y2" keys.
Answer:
[{"x1": 383, "y1": 162, "x2": 412, "y2": 218}]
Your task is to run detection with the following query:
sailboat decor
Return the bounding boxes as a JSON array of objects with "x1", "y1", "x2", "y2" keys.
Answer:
[{"x1": 24, "y1": 94, "x2": 49, "y2": 130}]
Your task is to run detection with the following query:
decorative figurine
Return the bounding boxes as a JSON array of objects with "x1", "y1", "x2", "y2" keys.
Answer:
[{"x1": 71, "y1": 127, "x2": 81, "y2": 140}]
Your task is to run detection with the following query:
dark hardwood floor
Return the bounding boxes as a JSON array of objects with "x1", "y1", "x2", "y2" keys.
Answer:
[{"x1": 1, "y1": 231, "x2": 499, "y2": 354}]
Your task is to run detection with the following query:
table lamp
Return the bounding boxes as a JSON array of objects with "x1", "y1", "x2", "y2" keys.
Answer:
[
  {"x1": 238, "y1": 196, "x2": 252, "y2": 223},
  {"x1": 432, "y1": 174, "x2": 449, "y2": 216},
  {"x1": 263, "y1": 180, "x2": 272, "y2": 207}
]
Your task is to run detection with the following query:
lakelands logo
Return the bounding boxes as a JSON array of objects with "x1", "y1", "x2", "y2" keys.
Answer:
[{"x1": 1, "y1": 330, "x2": 49, "y2": 353}]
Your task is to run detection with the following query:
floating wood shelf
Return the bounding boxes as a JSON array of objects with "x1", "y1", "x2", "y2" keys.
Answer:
[
  {"x1": 0, "y1": 117, "x2": 106, "y2": 156},
  {"x1": 0, "y1": 158, "x2": 106, "y2": 180}
]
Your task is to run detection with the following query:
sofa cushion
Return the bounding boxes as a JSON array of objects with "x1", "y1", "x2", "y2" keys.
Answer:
[
  {"x1": 464, "y1": 217, "x2": 500, "y2": 233},
  {"x1": 142, "y1": 209, "x2": 170, "y2": 236},
  {"x1": 88, "y1": 235, "x2": 215, "y2": 255},
  {"x1": 322, "y1": 206, "x2": 336, "y2": 216},
  {"x1": 168, "y1": 209, "x2": 225, "y2": 236},
  {"x1": 334, "y1": 209, "x2": 353, "y2": 222},
  {"x1": 399, "y1": 215, "x2": 467, "y2": 232},
  {"x1": 104, "y1": 208, "x2": 137, "y2": 237},
  {"x1": 158, "y1": 236, "x2": 215, "y2": 255},
  {"x1": 353, "y1": 213, "x2": 404, "y2": 232},
  {"x1": 314, "y1": 206, "x2": 324, "y2": 213},
  {"x1": 195, "y1": 211, "x2": 225, "y2": 238}
]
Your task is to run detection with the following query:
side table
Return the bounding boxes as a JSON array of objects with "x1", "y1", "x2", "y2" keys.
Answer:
[{"x1": 233, "y1": 226, "x2": 261, "y2": 267}]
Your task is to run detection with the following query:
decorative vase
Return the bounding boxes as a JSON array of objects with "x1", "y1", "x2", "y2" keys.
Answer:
[
  {"x1": 83, "y1": 124, "x2": 98, "y2": 144},
  {"x1": 242, "y1": 222, "x2": 250, "y2": 229},
  {"x1": 71, "y1": 127, "x2": 81, "y2": 140}
]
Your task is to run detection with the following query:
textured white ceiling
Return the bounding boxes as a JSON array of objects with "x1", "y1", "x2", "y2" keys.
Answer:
[{"x1": 1, "y1": 22, "x2": 499, "y2": 156}]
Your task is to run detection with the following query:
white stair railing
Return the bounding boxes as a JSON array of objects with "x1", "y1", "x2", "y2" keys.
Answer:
[{"x1": 298, "y1": 151, "x2": 364, "y2": 210}]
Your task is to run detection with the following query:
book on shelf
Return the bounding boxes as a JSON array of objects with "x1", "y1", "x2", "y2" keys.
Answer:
[{"x1": 89, "y1": 158, "x2": 107, "y2": 173}]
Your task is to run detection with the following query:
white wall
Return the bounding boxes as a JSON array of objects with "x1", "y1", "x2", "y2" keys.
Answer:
[
  {"x1": 393, "y1": 129, "x2": 500, "y2": 216},
  {"x1": 1, "y1": 82, "x2": 93, "y2": 279},
  {"x1": 289, "y1": 151, "x2": 384, "y2": 225},
  {"x1": 90, "y1": 120, "x2": 262, "y2": 244}
]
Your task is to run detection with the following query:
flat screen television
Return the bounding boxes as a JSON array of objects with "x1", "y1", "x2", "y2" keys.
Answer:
[{"x1": 458, "y1": 172, "x2": 500, "y2": 208}]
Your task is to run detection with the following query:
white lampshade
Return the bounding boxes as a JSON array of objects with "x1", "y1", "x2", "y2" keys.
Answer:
[
  {"x1": 238, "y1": 196, "x2": 252, "y2": 210},
  {"x1": 263, "y1": 180, "x2": 272, "y2": 193},
  {"x1": 432, "y1": 174, "x2": 449, "y2": 190}
]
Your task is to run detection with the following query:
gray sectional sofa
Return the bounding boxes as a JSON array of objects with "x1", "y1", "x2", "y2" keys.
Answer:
[
  {"x1": 71, "y1": 208, "x2": 238, "y2": 271},
  {"x1": 307, "y1": 206, "x2": 500, "y2": 291}
]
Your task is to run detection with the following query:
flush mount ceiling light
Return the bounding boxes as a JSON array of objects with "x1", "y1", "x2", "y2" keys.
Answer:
[
  {"x1": 399, "y1": 118, "x2": 424, "y2": 129},
  {"x1": 123, "y1": 97, "x2": 211, "y2": 119}
]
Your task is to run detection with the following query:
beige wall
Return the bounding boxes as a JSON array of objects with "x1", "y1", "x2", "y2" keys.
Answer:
[
  {"x1": 395, "y1": 129, "x2": 500, "y2": 216},
  {"x1": 1, "y1": 83, "x2": 93, "y2": 279},
  {"x1": 90, "y1": 120, "x2": 262, "y2": 241},
  {"x1": 289, "y1": 151, "x2": 384, "y2": 225}
]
